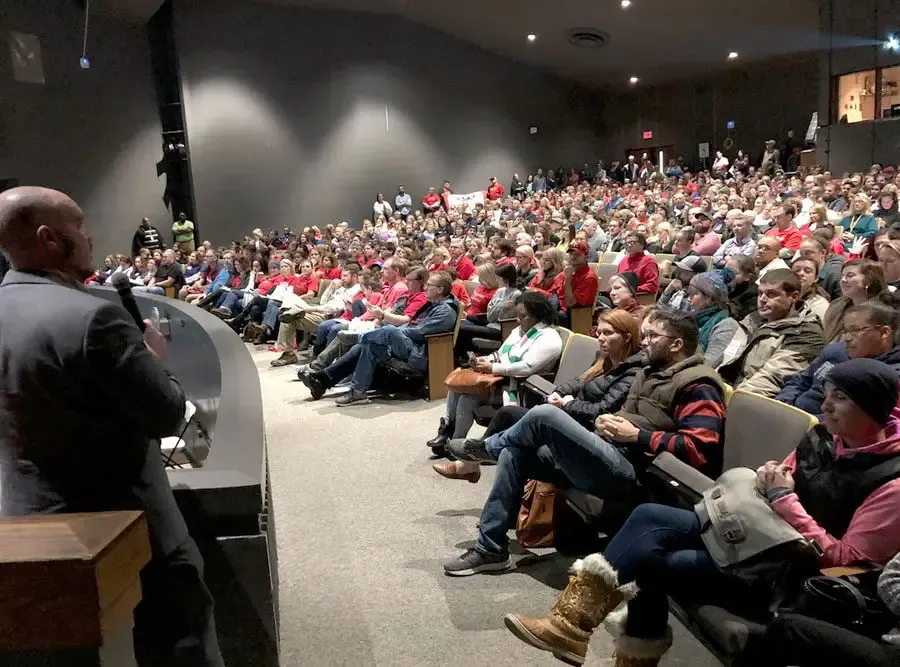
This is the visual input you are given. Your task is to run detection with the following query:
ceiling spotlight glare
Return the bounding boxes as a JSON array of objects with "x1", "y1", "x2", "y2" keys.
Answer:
[
  {"x1": 629, "y1": 76, "x2": 639, "y2": 84},
  {"x1": 728, "y1": 51, "x2": 739, "y2": 59},
  {"x1": 621, "y1": 0, "x2": 632, "y2": 7},
  {"x1": 527, "y1": 33, "x2": 537, "y2": 42},
  {"x1": 886, "y1": 36, "x2": 900, "y2": 52}
]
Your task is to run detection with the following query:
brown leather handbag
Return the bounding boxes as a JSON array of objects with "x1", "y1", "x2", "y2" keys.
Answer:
[
  {"x1": 516, "y1": 480, "x2": 557, "y2": 548},
  {"x1": 444, "y1": 367, "x2": 503, "y2": 397}
]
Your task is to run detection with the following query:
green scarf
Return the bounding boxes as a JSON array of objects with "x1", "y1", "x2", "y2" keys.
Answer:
[{"x1": 695, "y1": 307, "x2": 729, "y2": 351}]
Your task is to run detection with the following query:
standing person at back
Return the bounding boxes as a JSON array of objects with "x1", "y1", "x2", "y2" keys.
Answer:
[
  {"x1": 0, "y1": 187, "x2": 222, "y2": 666},
  {"x1": 172, "y1": 211, "x2": 195, "y2": 253}
]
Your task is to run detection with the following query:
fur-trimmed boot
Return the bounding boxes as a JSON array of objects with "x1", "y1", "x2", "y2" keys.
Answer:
[
  {"x1": 503, "y1": 553, "x2": 637, "y2": 666},
  {"x1": 612, "y1": 627, "x2": 673, "y2": 667}
]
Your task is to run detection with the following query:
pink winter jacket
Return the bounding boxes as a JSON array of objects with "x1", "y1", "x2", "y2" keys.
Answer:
[{"x1": 772, "y1": 409, "x2": 900, "y2": 567}]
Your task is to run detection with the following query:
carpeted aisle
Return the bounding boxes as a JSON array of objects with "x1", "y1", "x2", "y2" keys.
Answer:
[{"x1": 254, "y1": 347, "x2": 719, "y2": 666}]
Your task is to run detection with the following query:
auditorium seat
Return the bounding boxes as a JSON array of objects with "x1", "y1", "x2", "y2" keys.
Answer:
[{"x1": 595, "y1": 263, "x2": 619, "y2": 290}]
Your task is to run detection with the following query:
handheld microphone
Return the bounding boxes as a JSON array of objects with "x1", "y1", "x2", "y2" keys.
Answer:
[{"x1": 110, "y1": 272, "x2": 146, "y2": 332}]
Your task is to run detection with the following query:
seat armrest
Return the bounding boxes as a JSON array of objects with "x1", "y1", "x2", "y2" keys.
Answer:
[
  {"x1": 650, "y1": 452, "x2": 715, "y2": 496},
  {"x1": 425, "y1": 331, "x2": 453, "y2": 339},
  {"x1": 524, "y1": 374, "x2": 556, "y2": 398}
]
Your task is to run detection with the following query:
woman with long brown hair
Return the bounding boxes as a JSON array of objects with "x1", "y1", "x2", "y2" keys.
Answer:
[{"x1": 434, "y1": 309, "x2": 645, "y2": 480}]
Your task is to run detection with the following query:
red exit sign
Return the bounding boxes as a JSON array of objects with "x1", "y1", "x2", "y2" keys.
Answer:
[{"x1": 643, "y1": 130, "x2": 653, "y2": 140}]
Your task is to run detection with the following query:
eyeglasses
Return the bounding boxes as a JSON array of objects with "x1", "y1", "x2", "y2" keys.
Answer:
[
  {"x1": 841, "y1": 325, "x2": 878, "y2": 337},
  {"x1": 644, "y1": 330, "x2": 678, "y2": 343}
]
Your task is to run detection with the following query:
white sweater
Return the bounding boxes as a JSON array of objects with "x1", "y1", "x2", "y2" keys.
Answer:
[{"x1": 487, "y1": 323, "x2": 563, "y2": 377}]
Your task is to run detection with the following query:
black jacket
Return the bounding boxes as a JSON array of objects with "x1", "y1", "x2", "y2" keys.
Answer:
[
  {"x1": 132, "y1": 224, "x2": 163, "y2": 256},
  {"x1": 730, "y1": 281, "x2": 759, "y2": 321},
  {"x1": 819, "y1": 254, "x2": 845, "y2": 301},
  {"x1": 554, "y1": 352, "x2": 646, "y2": 430}
]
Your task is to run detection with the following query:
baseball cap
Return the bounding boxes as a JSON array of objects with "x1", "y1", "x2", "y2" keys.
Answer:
[
  {"x1": 674, "y1": 255, "x2": 708, "y2": 273},
  {"x1": 566, "y1": 241, "x2": 590, "y2": 256}
]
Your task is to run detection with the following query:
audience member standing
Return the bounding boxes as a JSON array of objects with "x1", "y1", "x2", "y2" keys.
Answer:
[
  {"x1": 132, "y1": 217, "x2": 162, "y2": 256},
  {"x1": 422, "y1": 187, "x2": 442, "y2": 216},
  {"x1": 394, "y1": 186, "x2": 412, "y2": 222},
  {"x1": 172, "y1": 212, "x2": 195, "y2": 253}
]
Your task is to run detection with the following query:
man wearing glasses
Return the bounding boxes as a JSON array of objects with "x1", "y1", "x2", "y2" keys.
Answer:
[
  {"x1": 777, "y1": 299, "x2": 900, "y2": 417},
  {"x1": 300, "y1": 272, "x2": 457, "y2": 406},
  {"x1": 442, "y1": 309, "x2": 726, "y2": 576}
]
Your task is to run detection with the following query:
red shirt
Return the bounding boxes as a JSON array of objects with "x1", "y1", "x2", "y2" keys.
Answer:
[
  {"x1": 324, "y1": 267, "x2": 342, "y2": 280},
  {"x1": 259, "y1": 274, "x2": 304, "y2": 296},
  {"x1": 617, "y1": 252, "x2": 660, "y2": 294},
  {"x1": 423, "y1": 193, "x2": 441, "y2": 210},
  {"x1": 528, "y1": 271, "x2": 565, "y2": 302},
  {"x1": 487, "y1": 183, "x2": 504, "y2": 200},
  {"x1": 451, "y1": 281, "x2": 471, "y2": 309},
  {"x1": 450, "y1": 254, "x2": 476, "y2": 280},
  {"x1": 764, "y1": 225, "x2": 803, "y2": 252},
  {"x1": 496, "y1": 256, "x2": 516, "y2": 267},
  {"x1": 294, "y1": 274, "x2": 319, "y2": 296},
  {"x1": 403, "y1": 291, "x2": 429, "y2": 318},
  {"x1": 467, "y1": 285, "x2": 498, "y2": 316},
  {"x1": 567, "y1": 265, "x2": 599, "y2": 311}
]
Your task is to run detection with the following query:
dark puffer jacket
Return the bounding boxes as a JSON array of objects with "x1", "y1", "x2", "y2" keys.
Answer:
[
  {"x1": 554, "y1": 351, "x2": 646, "y2": 430},
  {"x1": 776, "y1": 343, "x2": 900, "y2": 418}
]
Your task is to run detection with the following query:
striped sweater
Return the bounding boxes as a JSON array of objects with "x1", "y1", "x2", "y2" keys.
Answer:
[{"x1": 635, "y1": 381, "x2": 725, "y2": 477}]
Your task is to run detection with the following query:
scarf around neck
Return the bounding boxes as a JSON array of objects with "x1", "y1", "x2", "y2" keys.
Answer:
[{"x1": 695, "y1": 306, "x2": 729, "y2": 351}]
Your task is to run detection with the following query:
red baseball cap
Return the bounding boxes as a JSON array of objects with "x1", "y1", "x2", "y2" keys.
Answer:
[{"x1": 567, "y1": 241, "x2": 590, "y2": 256}]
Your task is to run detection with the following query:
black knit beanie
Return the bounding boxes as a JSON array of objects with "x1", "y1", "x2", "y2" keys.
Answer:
[
  {"x1": 615, "y1": 272, "x2": 640, "y2": 296},
  {"x1": 826, "y1": 358, "x2": 900, "y2": 426}
]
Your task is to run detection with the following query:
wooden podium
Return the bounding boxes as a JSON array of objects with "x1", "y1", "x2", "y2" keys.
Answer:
[{"x1": 0, "y1": 511, "x2": 151, "y2": 666}]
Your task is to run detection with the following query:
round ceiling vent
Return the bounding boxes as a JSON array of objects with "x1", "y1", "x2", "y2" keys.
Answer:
[{"x1": 567, "y1": 28, "x2": 611, "y2": 49}]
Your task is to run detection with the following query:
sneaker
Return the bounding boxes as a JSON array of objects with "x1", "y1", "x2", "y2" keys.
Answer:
[
  {"x1": 335, "y1": 388, "x2": 369, "y2": 406},
  {"x1": 291, "y1": 364, "x2": 309, "y2": 377},
  {"x1": 299, "y1": 371, "x2": 331, "y2": 400},
  {"x1": 444, "y1": 548, "x2": 513, "y2": 577},
  {"x1": 447, "y1": 438, "x2": 495, "y2": 463}
]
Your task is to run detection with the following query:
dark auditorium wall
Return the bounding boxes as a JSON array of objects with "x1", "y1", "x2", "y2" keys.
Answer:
[
  {"x1": 815, "y1": 0, "x2": 900, "y2": 173},
  {"x1": 0, "y1": 0, "x2": 170, "y2": 259},
  {"x1": 595, "y1": 55, "x2": 821, "y2": 168},
  {"x1": 174, "y1": 0, "x2": 605, "y2": 240}
]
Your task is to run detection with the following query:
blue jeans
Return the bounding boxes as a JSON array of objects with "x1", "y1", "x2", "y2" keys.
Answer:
[
  {"x1": 323, "y1": 325, "x2": 414, "y2": 392},
  {"x1": 476, "y1": 404, "x2": 637, "y2": 556},
  {"x1": 263, "y1": 299, "x2": 282, "y2": 331},
  {"x1": 315, "y1": 319, "x2": 345, "y2": 355},
  {"x1": 604, "y1": 503, "x2": 720, "y2": 639},
  {"x1": 218, "y1": 290, "x2": 243, "y2": 313}
]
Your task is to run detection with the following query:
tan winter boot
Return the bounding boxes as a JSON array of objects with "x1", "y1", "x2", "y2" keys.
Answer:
[
  {"x1": 504, "y1": 553, "x2": 637, "y2": 666},
  {"x1": 613, "y1": 627, "x2": 673, "y2": 667}
]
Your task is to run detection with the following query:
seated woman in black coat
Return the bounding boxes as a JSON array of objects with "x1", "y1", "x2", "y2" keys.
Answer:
[{"x1": 433, "y1": 308, "x2": 644, "y2": 480}]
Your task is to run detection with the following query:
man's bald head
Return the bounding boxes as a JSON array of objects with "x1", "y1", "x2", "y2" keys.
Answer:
[{"x1": 0, "y1": 187, "x2": 92, "y2": 278}]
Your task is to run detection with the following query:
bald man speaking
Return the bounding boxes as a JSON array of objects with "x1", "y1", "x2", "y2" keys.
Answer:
[{"x1": 0, "y1": 187, "x2": 223, "y2": 666}]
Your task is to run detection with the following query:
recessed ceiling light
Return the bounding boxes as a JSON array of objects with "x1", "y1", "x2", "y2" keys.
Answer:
[
  {"x1": 629, "y1": 76, "x2": 639, "y2": 84},
  {"x1": 728, "y1": 51, "x2": 739, "y2": 59},
  {"x1": 621, "y1": 0, "x2": 632, "y2": 7},
  {"x1": 527, "y1": 33, "x2": 537, "y2": 42}
]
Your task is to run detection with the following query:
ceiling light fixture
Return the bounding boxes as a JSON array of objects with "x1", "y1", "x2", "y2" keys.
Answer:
[
  {"x1": 886, "y1": 35, "x2": 900, "y2": 52},
  {"x1": 728, "y1": 51, "x2": 739, "y2": 59},
  {"x1": 629, "y1": 76, "x2": 639, "y2": 84},
  {"x1": 621, "y1": 0, "x2": 632, "y2": 8},
  {"x1": 527, "y1": 33, "x2": 537, "y2": 42}
]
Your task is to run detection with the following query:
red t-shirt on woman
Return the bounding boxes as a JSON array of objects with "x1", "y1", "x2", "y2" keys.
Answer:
[{"x1": 466, "y1": 285, "x2": 497, "y2": 316}]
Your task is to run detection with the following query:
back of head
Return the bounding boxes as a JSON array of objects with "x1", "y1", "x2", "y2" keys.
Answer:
[
  {"x1": 496, "y1": 262, "x2": 518, "y2": 286},
  {"x1": 517, "y1": 291, "x2": 556, "y2": 326}
]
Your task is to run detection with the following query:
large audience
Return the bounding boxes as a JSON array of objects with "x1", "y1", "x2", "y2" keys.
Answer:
[{"x1": 92, "y1": 155, "x2": 900, "y2": 666}]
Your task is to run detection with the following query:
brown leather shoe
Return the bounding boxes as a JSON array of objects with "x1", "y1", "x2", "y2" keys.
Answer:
[{"x1": 432, "y1": 461, "x2": 481, "y2": 483}]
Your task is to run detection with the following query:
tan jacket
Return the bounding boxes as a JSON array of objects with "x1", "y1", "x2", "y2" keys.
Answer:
[{"x1": 717, "y1": 306, "x2": 825, "y2": 397}]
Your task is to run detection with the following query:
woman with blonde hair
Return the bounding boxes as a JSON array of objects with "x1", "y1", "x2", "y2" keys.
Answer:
[
  {"x1": 840, "y1": 192, "x2": 878, "y2": 249},
  {"x1": 514, "y1": 245, "x2": 537, "y2": 290},
  {"x1": 434, "y1": 308, "x2": 644, "y2": 480},
  {"x1": 426, "y1": 246, "x2": 450, "y2": 273},
  {"x1": 466, "y1": 262, "x2": 500, "y2": 318},
  {"x1": 646, "y1": 220, "x2": 674, "y2": 254}
]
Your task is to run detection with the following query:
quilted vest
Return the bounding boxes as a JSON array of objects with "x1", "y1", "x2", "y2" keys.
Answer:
[{"x1": 616, "y1": 354, "x2": 724, "y2": 433}]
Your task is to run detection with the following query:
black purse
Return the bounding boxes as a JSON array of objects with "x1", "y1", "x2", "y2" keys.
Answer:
[{"x1": 787, "y1": 571, "x2": 895, "y2": 639}]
